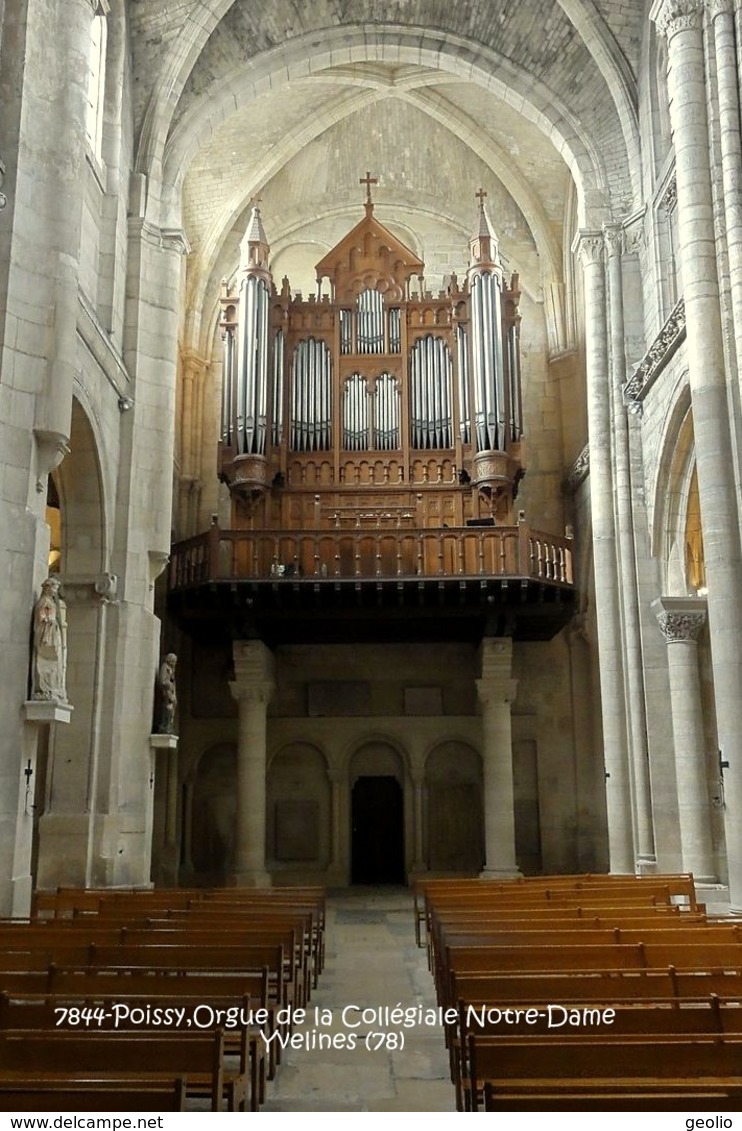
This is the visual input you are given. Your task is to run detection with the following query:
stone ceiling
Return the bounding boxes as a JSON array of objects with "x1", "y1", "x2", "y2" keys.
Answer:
[{"x1": 127, "y1": 0, "x2": 648, "y2": 354}]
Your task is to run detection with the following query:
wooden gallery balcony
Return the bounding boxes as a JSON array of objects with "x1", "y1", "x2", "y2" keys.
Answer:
[{"x1": 168, "y1": 521, "x2": 577, "y2": 644}]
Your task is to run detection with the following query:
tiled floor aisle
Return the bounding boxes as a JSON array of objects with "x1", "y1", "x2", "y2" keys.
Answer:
[{"x1": 262, "y1": 888, "x2": 456, "y2": 1112}]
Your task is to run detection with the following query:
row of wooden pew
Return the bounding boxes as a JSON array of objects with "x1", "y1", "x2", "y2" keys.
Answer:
[
  {"x1": 0, "y1": 884, "x2": 327, "y2": 1110},
  {"x1": 416, "y1": 872, "x2": 742, "y2": 1111}
]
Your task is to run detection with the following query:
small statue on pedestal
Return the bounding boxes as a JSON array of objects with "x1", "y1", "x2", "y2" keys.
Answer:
[
  {"x1": 32, "y1": 577, "x2": 68, "y2": 702},
  {"x1": 157, "y1": 653, "x2": 178, "y2": 734}
]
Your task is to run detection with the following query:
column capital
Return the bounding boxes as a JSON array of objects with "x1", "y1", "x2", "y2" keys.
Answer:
[
  {"x1": 650, "y1": 0, "x2": 704, "y2": 38},
  {"x1": 229, "y1": 681, "x2": 274, "y2": 706},
  {"x1": 705, "y1": 0, "x2": 732, "y2": 21},
  {"x1": 231, "y1": 639, "x2": 275, "y2": 695},
  {"x1": 652, "y1": 596, "x2": 707, "y2": 641},
  {"x1": 603, "y1": 223, "x2": 625, "y2": 259},
  {"x1": 572, "y1": 229, "x2": 605, "y2": 269},
  {"x1": 478, "y1": 636, "x2": 514, "y2": 680}
]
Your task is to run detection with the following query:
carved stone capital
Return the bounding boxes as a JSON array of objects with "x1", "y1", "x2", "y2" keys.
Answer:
[
  {"x1": 705, "y1": 0, "x2": 732, "y2": 21},
  {"x1": 652, "y1": 596, "x2": 707, "y2": 641},
  {"x1": 603, "y1": 223, "x2": 625, "y2": 259},
  {"x1": 572, "y1": 230, "x2": 604, "y2": 269},
  {"x1": 230, "y1": 640, "x2": 276, "y2": 705},
  {"x1": 650, "y1": 0, "x2": 704, "y2": 38},
  {"x1": 229, "y1": 681, "x2": 275, "y2": 707}
]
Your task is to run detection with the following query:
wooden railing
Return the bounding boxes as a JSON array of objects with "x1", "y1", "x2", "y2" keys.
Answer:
[{"x1": 169, "y1": 523, "x2": 574, "y2": 591}]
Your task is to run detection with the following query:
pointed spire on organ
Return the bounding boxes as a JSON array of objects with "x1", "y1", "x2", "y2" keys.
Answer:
[
  {"x1": 469, "y1": 187, "x2": 501, "y2": 271},
  {"x1": 239, "y1": 199, "x2": 271, "y2": 280}
]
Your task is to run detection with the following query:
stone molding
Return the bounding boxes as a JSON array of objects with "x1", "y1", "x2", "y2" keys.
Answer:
[
  {"x1": 23, "y1": 701, "x2": 73, "y2": 725},
  {"x1": 650, "y1": 0, "x2": 704, "y2": 37},
  {"x1": 623, "y1": 298, "x2": 686, "y2": 403},
  {"x1": 129, "y1": 217, "x2": 191, "y2": 256},
  {"x1": 57, "y1": 573, "x2": 118, "y2": 605},
  {"x1": 659, "y1": 175, "x2": 678, "y2": 214},
  {"x1": 652, "y1": 596, "x2": 707, "y2": 641},
  {"x1": 565, "y1": 443, "x2": 590, "y2": 492},
  {"x1": 623, "y1": 208, "x2": 647, "y2": 254}
]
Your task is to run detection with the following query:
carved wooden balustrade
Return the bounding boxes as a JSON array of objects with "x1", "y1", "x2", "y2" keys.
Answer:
[{"x1": 169, "y1": 521, "x2": 574, "y2": 591}]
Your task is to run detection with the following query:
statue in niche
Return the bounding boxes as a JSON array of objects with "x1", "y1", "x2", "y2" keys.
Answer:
[
  {"x1": 32, "y1": 577, "x2": 68, "y2": 701},
  {"x1": 157, "y1": 653, "x2": 178, "y2": 734}
]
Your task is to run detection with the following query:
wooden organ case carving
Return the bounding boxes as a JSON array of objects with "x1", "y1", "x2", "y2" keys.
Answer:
[{"x1": 218, "y1": 182, "x2": 526, "y2": 579}]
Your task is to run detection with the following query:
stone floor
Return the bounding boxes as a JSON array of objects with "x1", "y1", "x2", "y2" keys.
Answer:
[{"x1": 261, "y1": 888, "x2": 456, "y2": 1112}]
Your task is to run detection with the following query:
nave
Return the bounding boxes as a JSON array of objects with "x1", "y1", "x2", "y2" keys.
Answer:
[{"x1": 262, "y1": 889, "x2": 454, "y2": 1112}]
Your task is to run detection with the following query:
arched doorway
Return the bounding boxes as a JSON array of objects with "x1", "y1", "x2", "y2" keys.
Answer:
[{"x1": 349, "y1": 742, "x2": 406, "y2": 884}]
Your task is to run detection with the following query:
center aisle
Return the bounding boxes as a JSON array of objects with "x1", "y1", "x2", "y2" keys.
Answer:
[{"x1": 262, "y1": 888, "x2": 456, "y2": 1112}]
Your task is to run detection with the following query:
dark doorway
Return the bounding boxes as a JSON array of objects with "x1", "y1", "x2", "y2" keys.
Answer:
[{"x1": 351, "y1": 775, "x2": 404, "y2": 883}]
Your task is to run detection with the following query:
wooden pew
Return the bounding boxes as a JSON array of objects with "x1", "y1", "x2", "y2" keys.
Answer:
[
  {"x1": 0, "y1": 1028, "x2": 244, "y2": 1111},
  {"x1": 0, "y1": 990, "x2": 266, "y2": 1111},
  {"x1": 0, "y1": 1073, "x2": 188, "y2": 1111},
  {"x1": 483, "y1": 1084, "x2": 742, "y2": 1112},
  {"x1": 467, "y1": 1035, "x2": 742, "y2": 1111},
  {"x1": 452, "y1": 995, "x2": 742, "y2": 1110}
]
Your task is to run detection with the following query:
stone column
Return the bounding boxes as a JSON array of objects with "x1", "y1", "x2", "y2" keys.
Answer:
[
  {"x1": 229, "y1": 641, "x2": 275, "y2": 887},
  {"x1": 653, "y1": 0, "x2": 742, "y2": 907},
  {"x1": 476, "y1": 638, "x2": 520, "y2": 877},
  {"x1": 573, "y1": 230, "x2": 635, "y2": 872},
  {"x1": 327, "y1": 769, "x2": 344, "y2": 885},
  {"x1": 605, "y1": 224, "x2": 656, "y2": 869},
  {"x1": 411, "y1": 772, "x2": 426, "y2": 873},
  {"x1": 707, "y1": 0, "x2": 742, "y2": 392},
  {"x1": 653, "y1": 598, "x2": 716, "y2": 881}
]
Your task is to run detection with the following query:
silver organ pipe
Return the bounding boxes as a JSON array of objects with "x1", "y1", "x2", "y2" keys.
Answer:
[
  {"x1": 508, "y1": 321, "x2": 523, "y2": 441},
  {"x1": 389, "y1": 308, "x2": 401, "y2": 353},
  {"x1": 236, "y1": 275, "x2": 270, "y2": 455},
  {"x1": 271, "y1": 329, "x2": 284, "y2": 445},
  {"x1": 457, "y1": 324, "x2": 470, "y2": 443},
  {"x1": 343, "y1": 374, "x2": 369, "y2": 450},
  {"x1": 291, "y1": 338, "x2": 333, "y2": 451},
  {"x1": 471, "y1": 271, "x2": 504, "y2": 452},
  {"x1": 374, "y1": 373, "x2": 399, "y2": 449},
  {"x1": 357, "y1": 289, "x2": 384, "y2": 354},
  {"x1": 221, "y1": 327, "x2": 235, "y2": 446},
  {"x1": 340, "y1": 309, "x2": 352, "y2": 355},
  {"x1": 410, "y1": 336, "x2": 453, "y2": 449}
]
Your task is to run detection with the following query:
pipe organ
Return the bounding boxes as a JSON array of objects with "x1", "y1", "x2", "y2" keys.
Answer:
[{"x1": 219, "y1": 181, "x2": 525, "y2": 530}]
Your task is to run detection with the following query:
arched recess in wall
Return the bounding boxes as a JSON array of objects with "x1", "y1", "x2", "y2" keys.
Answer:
[
  {"x1": 55, "y1": 397, "x2": 107, "y2": 575},
  {"x1": 653, "y1": 387, "x2": 699, "y2": 596},
  {"x1": 266, "y1": 743, "x2": 331, "y2": 872},
  {"x1": 189, "y1": 742, "x2": 237, "y2": 881},
  {"x1": 424, "y1": 741, "x2": 484, "y2": 873}
]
